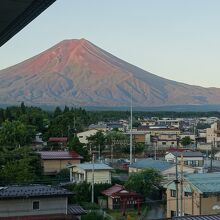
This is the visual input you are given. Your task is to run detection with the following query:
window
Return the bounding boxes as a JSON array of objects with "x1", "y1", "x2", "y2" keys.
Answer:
[
  {"x1": 171, "y1": 190, "x2": 176, "y2": 197},
  {"x1": 184, "y1": 161, "x2": 188, "y2": 165},
  {"x1": 203, "y1": 194, "x2": 209, "y2": 198},
  {"x1": 184, "y1": 192, "x2": 192, "y2": 197},
  {"x1": 33, "y1": 201, "x2": 40, "y2": 210},
  {"x1": 162, "y1": 142, "x2": 166, "y2": 145},
  {"x1": 171, "y1": 210, "x2": 176, "y2": 217}
]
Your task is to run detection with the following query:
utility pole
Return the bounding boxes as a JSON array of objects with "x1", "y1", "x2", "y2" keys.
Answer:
[
  {"x1": 154, "y1": 138, "x2": 158, "y2": 160},
  {"x1": 111, "y1": 141, "x2": 114, "y2": 164},
  {"x1": 91, "y1": 154, "x2": 95, "y2": 203},
  {"x1": 129, "y1": 89, "x2": 133, "y2": 165},
  {"x1": 175, "y1": 152, "x2": 179, "y2": 217},
  {"x1": 180, "y1": 154, "x2": 184, "y2": 217},
  {"x1": 98, "y1": 144, "x2": 101, "y2": 162},
  {"x1": 210, "y1": 138, "x2": 215, "y2": 172}
]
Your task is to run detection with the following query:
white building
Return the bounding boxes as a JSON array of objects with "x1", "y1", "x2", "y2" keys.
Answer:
[
  {"x1": 69, "y1": 163, "x2": 113, "y2": 184},
  {"x1": 165, "y1": 151, "x2": 204, "y2": 167},
  {"x1": 77, "y1": 129, "x2": 98, "y2": 144}
]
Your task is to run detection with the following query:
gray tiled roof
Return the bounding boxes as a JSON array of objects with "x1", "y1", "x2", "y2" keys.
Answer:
[
  {"x1": 0, "y1": 185, "x2": 74, "y2": 199},
  {"x1": 130, "y1": 158, "x2": 174, "y2": 171}
]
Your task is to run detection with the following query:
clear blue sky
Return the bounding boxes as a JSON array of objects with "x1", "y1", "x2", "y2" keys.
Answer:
[{"x1": 1, "y1": 0, "x2": 220, "y2": 88}]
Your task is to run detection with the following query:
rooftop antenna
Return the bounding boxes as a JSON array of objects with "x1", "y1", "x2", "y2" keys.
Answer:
[{"x1": 130, "y1": 87, "x2": 133, "y2": 165}]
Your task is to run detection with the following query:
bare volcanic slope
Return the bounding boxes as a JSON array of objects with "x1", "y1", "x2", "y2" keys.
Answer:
[{"x1": 0, "y1": 38, "x2": 220, "y2": 107}]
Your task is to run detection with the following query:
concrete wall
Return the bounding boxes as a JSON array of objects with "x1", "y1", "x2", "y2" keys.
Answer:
[{"x1": 0, "y1": 197, "x2": 67, "y2": 217}]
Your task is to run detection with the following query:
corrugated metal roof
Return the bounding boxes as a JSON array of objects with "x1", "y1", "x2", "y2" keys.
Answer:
[
  {"x1": 130, "y1": 158, "x2": 174, "y2": 171},
  {"x1": 0, "y1": 185, "x2": 73, "y2": 199},
  {"x1": 68, "y1": 205, "x2": 87, "y2": 215},
  {"x1": 164, "y1": 182, "x2": 192, "y2": 193},
  {"x1": 186, "y1": 173, "x2": 220, "y2": 193},
  {"x1": 78, "y1": 163, "x2": 113, "y2": 170},
  {"x1": 171, "y1": 214, "x2": 220, "y2": 219}
]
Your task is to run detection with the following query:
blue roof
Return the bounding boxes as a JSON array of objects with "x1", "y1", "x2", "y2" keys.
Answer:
[
  {"x1": 130, "y1": 158, "x2": 174, "y2": 171},
  {"x1": 78, "y1": 163, "x2": 113, "y2": 170},
  {"x1": 186, "y1": 173, "x2": 220, "y2": 193}
]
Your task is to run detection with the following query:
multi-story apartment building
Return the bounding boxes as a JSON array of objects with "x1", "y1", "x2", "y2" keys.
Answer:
[
  {"x1": 166, "y1": 173, "x2": 220, "y2": 217},
  {"x1": 206, "y1": 121, "x2": 220, "y2": 146},
  {"x1": 136, "y1": 126, "x2": 180, "y2": 148}
]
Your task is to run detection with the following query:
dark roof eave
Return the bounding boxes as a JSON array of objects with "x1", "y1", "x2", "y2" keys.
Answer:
[{"x1": 0, "y1": 193, "x2": 75, "y2": 200}]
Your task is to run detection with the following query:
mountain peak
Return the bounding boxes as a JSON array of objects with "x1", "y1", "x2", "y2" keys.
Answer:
[{"x1": 0, "y1": 39, "x2": 220, "y2": 107}]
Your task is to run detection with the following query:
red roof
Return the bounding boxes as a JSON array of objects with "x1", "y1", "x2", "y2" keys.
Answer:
[
  {"x1": 102, "y1": 184, "x2": 124, "y2": 197},
  {"x1": 38, "y1": 151, "x2": 83, "y2": 160},
  {"x1": 48, "y1": 137, "x2": 68, "y2": 142}
]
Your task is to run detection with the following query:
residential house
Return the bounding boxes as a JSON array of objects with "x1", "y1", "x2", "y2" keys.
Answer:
[
  {"x1": 77, "y1": 129, "x2": 98, "y2": 144},
  {"x1": 124, "y1": 131, "x2": 150, "y2": 144},
  {"x1": 38, "y1": 151, "x2": 83, "y2": 175},
  {"x1": 101, "y1": 184, "x2": 141, "y2": 211},
  {"x1": 69, "y1": 163, "x2": 113, "y2": 184},
  {"x1": 166, "y1": 173, "x2": 220, "y2": 217},
  {"x1": 165, "y1": 151, "x2": 204, "y2": 167},
  {"x1": 0, "y1": 185, "x2": 86, "y2": 220},
  {"x1": 154, "y1": 132, "x2": 179, "y2": 148},
  {"x1": 129, "y1": 158, "x2": 195, "y2": 181},
  {"x1": 47, "y1": 137, "x2": 68, "y2": 150}
]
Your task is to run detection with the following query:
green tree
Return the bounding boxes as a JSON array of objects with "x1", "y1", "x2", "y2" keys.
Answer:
[
  {"x1": 87, "y1": 131, "x2": 106, "y2": 156},
  {"x1": 5, "y1": 107, "x2": 13, "y2": 121},
  {"x1": 0, "y1": 109, "x2": 4, "y2": 125},
  {"x1": 0, "y1": 120, "x2": 35, "y2": 147},
  {"x1": 181, "y1": 136, "x2": 192, "y2": 146},
  {"x1": 125, "y1": 168, "x2": 163, "y2": 197},
  {"x1": 54, "y1": 106, "x2": 62, "y2": 118},
  {"x1": 20, "y1": 102, "x2": 26, "y2": 114},
  {"x1": 68, "y1": 136, "x2": 90, "y2": 161},
  {"x1": 105, "y1": 130, "x2": 128, "y2": 156},
  {"x1": 0, "y1": 147, "x2": 43, "y2": 184}
]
